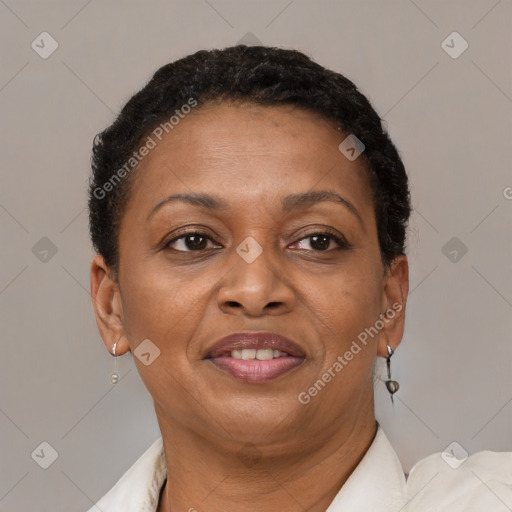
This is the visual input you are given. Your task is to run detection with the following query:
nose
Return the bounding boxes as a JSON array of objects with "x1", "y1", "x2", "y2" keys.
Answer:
[{"x1": 217, "y1": 240, "x2": 295, "y2": 317}]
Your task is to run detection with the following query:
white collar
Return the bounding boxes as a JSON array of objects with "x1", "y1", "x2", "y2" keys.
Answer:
[
  {"x1": 87, "y1": 435, "x2": 166, "y2": 511},
  {"x1": 325, "y1": 425, "x2": 407, "y2": 511},
  {"x1": 88, "y1": 424, "x2": 407, "y2": 512}
]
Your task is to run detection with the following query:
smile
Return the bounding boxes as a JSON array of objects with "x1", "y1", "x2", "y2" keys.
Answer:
[{"x1": 205, "y1": 331, "x2": 306, "y2": 383}]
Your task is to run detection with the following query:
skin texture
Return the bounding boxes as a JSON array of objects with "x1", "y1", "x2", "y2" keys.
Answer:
[{"x1": 90, "y1": 103, "x2": 409, "y2": 512}]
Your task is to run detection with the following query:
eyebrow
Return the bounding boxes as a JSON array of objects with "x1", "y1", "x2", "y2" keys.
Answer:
[
  {"x1": 281, "y1": 190, "x2": 363, "y2": 226},
  {"x1": 147, "y1": 190, "x2": 363, "y2": 226}
]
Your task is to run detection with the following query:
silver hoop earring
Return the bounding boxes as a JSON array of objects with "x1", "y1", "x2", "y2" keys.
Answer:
[
  {"x1": 111, "y1": 342, "x2": 119, "y2": 384},
  {"x1": 385, "y1": 345, "x2": 399, "y2": 403}
]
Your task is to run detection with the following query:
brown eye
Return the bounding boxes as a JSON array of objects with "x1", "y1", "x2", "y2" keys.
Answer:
[
  {"x1": 290, "y1": 230, "x2": 350, "y2": 252},
  {"x1": 164, "y1": 232, "x2": 220, "y2": 252}
]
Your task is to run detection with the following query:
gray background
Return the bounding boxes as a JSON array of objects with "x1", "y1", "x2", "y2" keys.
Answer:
[{"x1": 1, "y1": 1, "x2": 511, "y2": 511}]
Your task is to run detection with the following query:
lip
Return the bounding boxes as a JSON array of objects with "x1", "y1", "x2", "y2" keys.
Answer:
[
  {"x1": 205, "y1": 331, "x2": 306, "y2": 383},
  {"x1": 207, "y1": 331, "x2": 305, "y2": 358}
]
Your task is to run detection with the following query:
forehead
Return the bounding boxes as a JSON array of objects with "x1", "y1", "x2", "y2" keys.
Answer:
[{"x1": 126, "y1": 102, "x2": 373, "y2": 217}]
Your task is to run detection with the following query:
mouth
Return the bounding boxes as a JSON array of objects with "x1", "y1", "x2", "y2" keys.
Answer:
[{"x1": 205, "y1": 331, "x2": 306, "y2": 383}]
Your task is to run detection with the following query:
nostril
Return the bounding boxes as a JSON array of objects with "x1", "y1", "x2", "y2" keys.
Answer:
[{"x1": 226, "y1": 301, "x2": 242, "y2": 308}]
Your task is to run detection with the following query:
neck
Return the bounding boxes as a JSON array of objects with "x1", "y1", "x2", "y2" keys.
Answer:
[{"x1": 155, "y1": 401, "x2": 377, "y2": 512}]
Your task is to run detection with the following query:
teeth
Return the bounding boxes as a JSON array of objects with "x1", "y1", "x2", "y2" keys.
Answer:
[
  {"x1": 231, "y1": 349, "x2": 243, "y2": 359},
  {"x1": 230, "y1": 348, "x2": 288, "y2": 360},
  {"x1": 241, "y1": 349, "x2": 256, "y2": 360},
  {"x1": 256, "y1": 349, "x2": 274, "y2": 360}
]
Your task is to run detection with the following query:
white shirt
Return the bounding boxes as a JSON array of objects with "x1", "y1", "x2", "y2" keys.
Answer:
[{"x1": 87, "y1": 425, "x2": 512, "y2": 512}]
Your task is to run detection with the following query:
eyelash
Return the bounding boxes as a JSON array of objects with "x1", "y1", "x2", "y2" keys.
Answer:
[{"x1": 162, "y1": 228, "x2": 350, "y2": 252}]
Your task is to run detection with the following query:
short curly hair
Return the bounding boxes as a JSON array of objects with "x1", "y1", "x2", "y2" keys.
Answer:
[{"x1": 89, "y1": 45, "x2": 411, "y2": 278}]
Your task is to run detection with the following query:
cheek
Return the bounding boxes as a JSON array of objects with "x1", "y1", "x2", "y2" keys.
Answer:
[
  {"x1": 120, "y1": 279, "x2": 171, "y2": 343},
  {"x1": 118, "y1": 271, "x2": 200, "y2": 401},
  {"x1": 313, "y1": 258, "x2": 382, "y2": 327},
  {"x1": 119, "y1": 261, "x2": 214, "y2": 353},
  {"x1": 308, "y1": 258, "x2": 382, "y2": 369}
]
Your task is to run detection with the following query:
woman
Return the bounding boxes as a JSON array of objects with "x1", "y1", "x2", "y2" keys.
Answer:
[{"x1": 87, "y1": 46, "x2": 511, "y2": 511}]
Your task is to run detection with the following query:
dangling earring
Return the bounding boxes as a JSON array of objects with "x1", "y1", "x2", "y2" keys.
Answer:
[
  {"x1": 110, "y1": 342, "x2": 120, "y2": 384},
  {"x1": 385, "y1": 344, "x2": 399, "y2": 403}
]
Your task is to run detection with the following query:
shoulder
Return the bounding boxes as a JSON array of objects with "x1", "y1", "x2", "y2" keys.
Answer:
[{"x1": 404, "y1": 448, "x2": 512, "y2": 512}]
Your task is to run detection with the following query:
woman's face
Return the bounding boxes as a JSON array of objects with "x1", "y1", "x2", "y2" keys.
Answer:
[{"x1": 92, "y1": 102, "x2": 408, "y2": 451}]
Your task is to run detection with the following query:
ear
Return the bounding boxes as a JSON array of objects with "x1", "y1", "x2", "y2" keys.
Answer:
[
  {"x1": 90, "y1": 254, "x2": 130, "y2": 356},
  {"x1": 376, "y1": 254, "x2": 409, "y2": 358}
]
